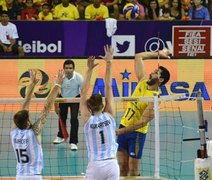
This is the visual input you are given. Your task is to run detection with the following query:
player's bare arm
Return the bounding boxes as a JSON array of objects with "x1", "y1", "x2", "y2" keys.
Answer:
[
  {"x1": 100, "y1": 45, "x2": 115, "y2": 116},
  {"x1": 80, "y1": 56, "x2": 98, "y2": 122},
  {"x1": 22, "y1": 69, "x2": 39, "y2": 110},
  {"x1": 134, "y1": 49, "x2": 170, "y2": 81},
  {"x1": 116, "y1": 102, "x2": 154, "y2": 135},
  {"x1": 32, "y1": 70, "x2": 64, "y2": 136}
]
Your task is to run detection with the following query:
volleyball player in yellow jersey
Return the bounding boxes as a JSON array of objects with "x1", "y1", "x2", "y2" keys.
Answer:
[{"x1": 116, "y1": 49, "x2": 170, "y2": 176}]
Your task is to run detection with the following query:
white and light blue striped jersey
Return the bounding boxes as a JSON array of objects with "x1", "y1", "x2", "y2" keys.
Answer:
[
  {"x1": 10, "y1": 128, "x2": 43, "y2": 176},
  {"x1": 84, "y1": 112, "x2": 118, "y2": 162}
]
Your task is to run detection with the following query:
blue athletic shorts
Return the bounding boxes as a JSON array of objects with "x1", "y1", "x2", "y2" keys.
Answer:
[{"x1": 117, "y1": 124, "x2": 146, "y2": 159}]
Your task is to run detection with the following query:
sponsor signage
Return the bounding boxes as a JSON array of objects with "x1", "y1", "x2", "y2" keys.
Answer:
[
  {"x1": 111, "y1": 35, "x2": 135, "y2": 56},
  {"x1": 0, "y1": 59, "x2": 212, "y2": 111},
  {"x1": 12, "y1": 21, "x2": 212, "y2": 58},
  {"x1": 173, "y1": 26, "x2": 212, "y2": 57}
]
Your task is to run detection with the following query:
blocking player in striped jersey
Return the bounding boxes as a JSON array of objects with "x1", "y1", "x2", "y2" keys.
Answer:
[
  {"x1": 11, "y1": 69, "x2": 64, "y2": 180},
  {"x1": 80, "y1": 45, "x2": 119, "y2": 180}
]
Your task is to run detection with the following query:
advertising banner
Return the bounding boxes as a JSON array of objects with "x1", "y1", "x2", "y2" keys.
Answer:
[
  {"x1": 0, "y1": 59, "x2": 211, "y2": 111},
  {"x1": 173, "y1": 26, "x2": 212, "y2": 57},
  {"x1": 12, "y1": 21, "x2": 212, "y2": 58}
]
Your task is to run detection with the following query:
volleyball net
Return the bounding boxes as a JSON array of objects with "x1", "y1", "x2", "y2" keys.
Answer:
[{"x1": 0, "y1": 93, "x2": 189, "y2": 180}]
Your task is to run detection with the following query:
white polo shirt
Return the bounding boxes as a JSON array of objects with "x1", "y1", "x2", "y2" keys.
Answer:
[
  {"x1": 61, "y1": 71, "x2": 83, "y2": 98},
  {"x1": 0, "y1": 22, "x2": 19, "y2": 45}
]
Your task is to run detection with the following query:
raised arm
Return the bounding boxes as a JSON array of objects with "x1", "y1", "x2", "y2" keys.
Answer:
[
  {"x1": 116, "y1": 102, "x2": 154, "y2": 135},
  {"x1": 134, "y1": 49, "x2": 170, "y2": 81},
  {"x1": 100, "y1": 45, "x2": 114, "y2": 116},
  {"x1": 32, "y1": 70, "x2": 64, "y2": 136},
  {"x1": 80, "y1": 56, "x2": 98, "y2": 122},
  {"x1": 22, "y1": 69, "x2": 38, "y2": 110}
]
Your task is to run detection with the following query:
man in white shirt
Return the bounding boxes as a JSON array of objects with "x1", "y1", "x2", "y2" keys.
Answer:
[
  {"x1": 53, "y1": 59, "x2": 83, "y2": 151},
  {"x1": 0, "y1": 10, "x2": 24, "y2": 56}
]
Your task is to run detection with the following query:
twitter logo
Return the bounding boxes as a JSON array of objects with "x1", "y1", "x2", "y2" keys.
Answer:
[
  {"x1": 112, "y1": 35, "x2": 135, "y2": 56},
  {"x1": 116, "y1": 41, "x2": 130, "y2": 53}
]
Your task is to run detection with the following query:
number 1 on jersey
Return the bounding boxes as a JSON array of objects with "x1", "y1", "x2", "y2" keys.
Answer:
[{"x1": 99, "y1": 130, "x2": 105, "y2": 144}]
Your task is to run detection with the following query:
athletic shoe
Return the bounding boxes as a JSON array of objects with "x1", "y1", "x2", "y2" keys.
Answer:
[
  {"x1": 53, "y1": 137, "x2": 64, "y2": 144},
  {"x1": 70, "y1": 143, "x2": 78, "y2": 151}
]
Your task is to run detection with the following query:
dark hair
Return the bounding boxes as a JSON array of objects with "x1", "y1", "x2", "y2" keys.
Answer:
[
  {"x1": 13, "y1": 110, "x2": 31, "y2": 130},
  {"x1": 162, "y1": 8, "x2": 170, "y2": 14},
  {"x1": 42, "y1": 3, "x2": 50, "y2": 8},
  {"x1": 63, "y1": 59, "x2": 75, "y2": 69},
  {"x1": 159, "y1": 66, "x2": 170, "y2": 86},
  {"x1": 86, "y1": 94, "x2": 103, "y2": 114},
  {"x1": 148, "y1": 0, "x2": 160, "y2": 19},
  {"x1": 0, "y1": 10, "x2": 9, "y2": 16}
]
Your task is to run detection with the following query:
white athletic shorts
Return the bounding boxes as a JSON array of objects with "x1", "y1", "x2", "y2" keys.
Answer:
[
  {"x1": 85, "y1": 158, "x2": 120, "y2": 180},
  {"x1": 16, "y1": 175, "x2": 42, "y2": 180}
]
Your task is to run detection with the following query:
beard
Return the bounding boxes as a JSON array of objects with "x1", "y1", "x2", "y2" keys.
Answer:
[{"x1": 147, "y1": 77, "x2": 158, "y2": 86}]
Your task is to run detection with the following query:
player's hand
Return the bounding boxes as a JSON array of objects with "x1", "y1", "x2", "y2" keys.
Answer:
[
  {"x1": 55, "y1": 107, "x2": 60, "y2": 115},
  {"x1": 99, "y1": 45, "x2": 113, "y2": 64},
  {"x1": 159, "y1": 48, "x2": 170, "y2": 59},
  {"x1": 87, "y1": 56, "x2": 98, "y2": 70},
  {"x1": 55, "y1": 69, "x2": 64, "y2": 86},
  {"x1": 115, "y1": 128, "x2": 122, "y2": 135},
  {"x1": 29, "y1": 69, "x2": 39, "y2": 85}
]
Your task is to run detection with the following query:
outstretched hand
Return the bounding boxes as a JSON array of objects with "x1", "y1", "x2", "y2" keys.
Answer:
[
  {"x1": 29, "y1": 69, "x2": 39, "y2": 85},
  {"x1": 55, "y1": 69, "x2": 64, "y2": 85},
  {"x1": 159, "y1": 48, "x2": 171, "y2": 59},
  {"x1": 87, "y1": 56, "x2": 98, "y2": 70},
  {"x1": 99, "y1": 45, "x2": 114, "y2": 63}
]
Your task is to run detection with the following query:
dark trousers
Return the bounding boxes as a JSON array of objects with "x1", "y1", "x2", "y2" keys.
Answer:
[{"x1": 57, "y1": 98, "x2": 79, "y2": 144}]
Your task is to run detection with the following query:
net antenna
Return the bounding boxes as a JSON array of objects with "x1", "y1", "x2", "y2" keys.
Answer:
[
  {"x1": 157, "y1": 32, "x2": 160, "y2": 69},
  {"x1": 196, "y1": 91, "x2": 208, "y2": 158}
]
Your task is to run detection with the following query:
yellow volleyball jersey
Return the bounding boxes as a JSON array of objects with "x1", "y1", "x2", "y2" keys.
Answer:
[{"x1": 120, "y1": 79, "x2": 158, "y2": 134}]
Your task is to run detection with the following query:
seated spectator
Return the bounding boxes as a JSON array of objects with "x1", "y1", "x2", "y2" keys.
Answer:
[
  {"x1": 0, "y1": 0, "x2": 7, "y2": 11},
  {"x1": 101, "y1": 0, "x2": 119, "y2": 19},
  {"x1": 158, "y1": 0, "x2": 169, "y2": 8},
  {"x1": 0, "y1": 11, "x2": 24, "y2": 57},
  {"x1": 15, "y1": 0, "x2": 25, "y2": 10},
  {"x1": 169, "y1": 0, "x2": 184, "y2": 20},
  {"x1": 5, "y1": 0, "x2": 21, "y2": 20},
  {"x1": 146, "y1": 0, "x2": 161, "y2": 20},
  {"x1": 188, "y1": 0, "x2": 210, "y2": 20},
  {"x1": 71, "y1": 0, "x2": 90, "y2": 19},
  {"x1": 38, "y1": 3, "x2": 53, "y2": 20},
  {"x1": 21, "y1": 0, "x2": 38, "y2": 20},
  {"x1": 85, "y1": 0, "x2": 109, "y2": 20},
  {"x1": 159, "y1": 7, "x2": 175, "y2": 20},
  {"x1": 33, "y1": 0, "x2": 47, "y2": 12},
  {"x1": 53, "y1": 0, "x2": 79, "y2": 20}
]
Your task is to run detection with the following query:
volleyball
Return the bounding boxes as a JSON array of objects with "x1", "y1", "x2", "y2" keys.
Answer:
[
  {"x1": 18, "y1": 69, "x2": 51, "y2": 98},
  {"x1": 123, "y1": 3, "x2": 140, "y2": 20}
]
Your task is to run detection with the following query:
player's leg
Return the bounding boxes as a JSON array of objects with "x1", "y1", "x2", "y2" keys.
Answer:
[
  {"x1": 104, "y1": 159, "x2": 120, "y2": 180},
  {"x1": 117, "y1": 130, "x2": 130, "y2": 176},
  {"x1": 117, "y1": 150, "x2": 129, "y2": 176},
  {"x1": 129, "y1": 157, "x2": 140, "y2": 176},
  {"x1": 128, "y1": 132, "x2": 146, "y2": 176}
]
